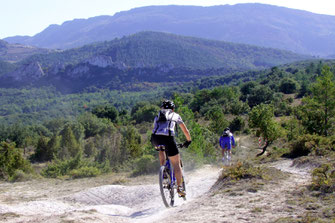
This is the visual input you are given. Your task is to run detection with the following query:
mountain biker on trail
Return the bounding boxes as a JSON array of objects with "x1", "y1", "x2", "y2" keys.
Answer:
[
  {"x1": 219, "y1": 127, "x2": 235, "y2": 164},
  {"x1": 151, "y1": 100, "x2": 192, "y2": 197}
]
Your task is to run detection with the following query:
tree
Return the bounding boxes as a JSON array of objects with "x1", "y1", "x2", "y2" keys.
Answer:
[
  {"x1": 279, "y1": 78, "x2": 300, "y2": 94},
  {"x1": 31, "y1": 136, "x2": 50, "y2": 162},
  {"x1": 58, "y1": 125, "x2": 81, "y2": 159},
  {"x1": 92, "y1": 105, "x2": 118, "y2": 123},
  {"x1": 206, "y1": 106, "x2": 229, "y2": 135},
  {"x1": 174, "y1": 94, "x2": 217, "y2": 163},
  {"x1": 46, "y1": 135, "x2": 60, "y2": 160},
  {"x1": 245, "y1": 85, "x2": 274, "y2": 108},
  {"x1": 120, "y1": 126, "x2": 142, "y2": 159},
  {"x1": 77, "y1": 112, "x2": 110, "y2": 138},
  {"x1": 299, "y1": 65, "x2": 335, "y2": 136},
  {"x1": 132, "y1": 104, "x2": 159, "y2": 123},
  {"x1": 248, "y1": 103, "x2": 283, "y2": 156}
]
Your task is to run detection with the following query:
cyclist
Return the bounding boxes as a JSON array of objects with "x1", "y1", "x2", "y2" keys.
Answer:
[
  {"x1": 219, "y1": 127, "x2": 236, "y2": 164},
  {"x1": 151, "y1": 100, "x2": 191, "y2": 197}
]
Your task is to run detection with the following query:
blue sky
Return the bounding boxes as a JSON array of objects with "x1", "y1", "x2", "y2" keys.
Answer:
[{"x1": 1, "y1": 0, "x2": 334, "y2": 39}]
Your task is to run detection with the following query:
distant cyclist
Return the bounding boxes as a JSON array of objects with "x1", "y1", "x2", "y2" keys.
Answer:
[
  {"x1": 151, "y1": 100, "x2": 191, "y2": 197},
  {"x1": 219, "y1": 127, "x2": 236, "y2": 164}
]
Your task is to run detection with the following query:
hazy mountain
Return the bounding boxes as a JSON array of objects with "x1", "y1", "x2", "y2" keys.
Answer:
[
  {"x1": 0, "y1": 60, "x2": 16, "y2": 77},
  {"x1": 0, "y1": 31, "x2": 312, "y2": 92},
  {"x1": 0, "y1": 39, "x2": 52, "y2": 63},
  {"x1": 3, "y1": 4, "x2": 335, "y2": 57}
]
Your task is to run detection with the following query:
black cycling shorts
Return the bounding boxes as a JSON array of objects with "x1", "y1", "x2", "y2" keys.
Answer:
[{"x1": 150, "y1": 134, "x2": 179, "y2": 157}]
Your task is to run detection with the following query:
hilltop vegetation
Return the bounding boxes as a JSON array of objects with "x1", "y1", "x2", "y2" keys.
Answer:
[
  {"x1": 0, "y1": 32, "x2": 311, "y2": 92},
  {"x1": 20, "y1": 31, "x2": 311, "y2": 69}
]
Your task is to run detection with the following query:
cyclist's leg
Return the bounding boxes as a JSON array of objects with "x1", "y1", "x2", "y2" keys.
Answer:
[
  {"x1": 169, "y1": 154, "x2": 182, "y2": 186},
  {"x1": 159, "y1": 150, "x2": 166, "y2": 166}
]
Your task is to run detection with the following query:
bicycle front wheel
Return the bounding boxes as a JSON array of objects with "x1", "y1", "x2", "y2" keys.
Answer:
[{"x1": 159, "y1": 166, "x2": 174, "y2": 207}]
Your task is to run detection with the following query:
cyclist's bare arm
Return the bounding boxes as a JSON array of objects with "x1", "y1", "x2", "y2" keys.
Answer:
[{"x1": 179, "y1": 123, "x2": 191, "y2": 141}]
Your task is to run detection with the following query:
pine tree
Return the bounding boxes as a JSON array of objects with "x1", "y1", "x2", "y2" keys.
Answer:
[{"x1": 59, "y1": 125, "x2": 81, "y2": 159}]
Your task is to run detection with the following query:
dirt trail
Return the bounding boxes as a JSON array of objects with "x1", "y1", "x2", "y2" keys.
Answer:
[
  {"x1": 0, "y1": 136, "x2": 312, "y2": 223},
  {"x1": 0, "y1": 165, "x2": 220, "y2": 223},
  {"x1": 152, "y1": 159, "x2": 312, "y2": 223}
]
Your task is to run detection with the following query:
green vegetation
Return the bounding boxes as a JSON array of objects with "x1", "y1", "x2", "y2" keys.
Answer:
[
  {"x1": 0, "y1": 59, "x2": 334, "y2": 193},
  {"x1": 1, "y1": 55, "x2": 335, "y2": 222},
  {"x1": 0, "y1": 141, "x2": 33, "y2": 181},
  {"x1": 311, "y1": 163, "x2": 335, "y2": 193},
  {"x1": 21, "y1": 31, "x2": 311, "y2": 70}
]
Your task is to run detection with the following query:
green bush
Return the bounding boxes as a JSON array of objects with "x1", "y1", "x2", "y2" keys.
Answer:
[
  {"x1": 9, "y1": 169, "x2": 34, "y2": 182},
  {"x1": 41, "y1": 153, "x2": 83, "y2": 178},
  {"x1": 289, "y1": 134, "x2": 335, "y2": 158},
  {"x1": 132, "y1": 154, "x2": 158, "y2": 176},
  {"x1": 310, "y1": 164, "x2": 335, "y2": 193},
  {"x1": 0, "y1": 141, "x2": 33, "y2": 180},
  {"x1": 219, "y1": 161, "x2": 264, "y2": 181},
  {"x1": 69, "y1": 166, "x2": 101, "y2": 179}
]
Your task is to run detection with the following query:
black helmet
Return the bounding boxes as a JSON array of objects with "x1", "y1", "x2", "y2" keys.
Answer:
[
  {"x1": 161, "y1": 100, "x2": 175, "y2": 109},
  {"x1": 224, "y1": 127, "x2": 230, "y2": 131}
]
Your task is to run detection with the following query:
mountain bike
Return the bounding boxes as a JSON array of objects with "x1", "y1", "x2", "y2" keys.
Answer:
[{"x1": 157, "y1": 144, "x2": 186, "y2": 208}]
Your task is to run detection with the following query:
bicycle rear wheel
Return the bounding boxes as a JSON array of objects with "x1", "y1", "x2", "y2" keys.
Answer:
[{"x1": 159, "y1": 166, "x2": 175, "y2": 207}]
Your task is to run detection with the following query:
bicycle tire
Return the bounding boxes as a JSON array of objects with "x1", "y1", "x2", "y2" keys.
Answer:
[{"x1": 159, "y1": 166, "x2": 174, "y2": 207}]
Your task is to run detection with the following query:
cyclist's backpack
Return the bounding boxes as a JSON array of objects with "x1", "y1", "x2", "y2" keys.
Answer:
[
  {"x1": 157, "y1": 109, "x2": 169, "y2": 122},
  {"x1": 154, "y1": 109, "x2": 175, "y2": 136},
  {"x1": 222, "y1": 130, "x2": 230, "y2": 137}
]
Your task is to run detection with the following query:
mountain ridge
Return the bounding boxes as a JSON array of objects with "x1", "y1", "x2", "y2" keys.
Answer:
[{"x1": 3, "y1": 4, "x2": 335, "y2": 57}]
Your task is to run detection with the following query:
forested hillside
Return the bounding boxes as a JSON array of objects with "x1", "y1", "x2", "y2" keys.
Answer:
[
  {"x1": 0, "y1": 32, "x2": 311, "y2": 92},
  {"x1": 4, "y1": 4, "x2": 335, "y2": 57},
  {"x1": 20, "y1": 31, "x2": 311, "y2": 69}
]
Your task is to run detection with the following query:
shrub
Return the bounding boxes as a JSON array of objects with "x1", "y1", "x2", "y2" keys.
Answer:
[
  {"x1": 310, "y1": 164, "x2": 335, "y2": 193},
  {"x1": 289, "y1": 134, "x2": 335, "y2": 158},
  {"x1": 0, "y1": 141, "x2": 33, "y2": 180},
  {"x1": 9, "y1": 169, "x2": 33, "y2": 182},
  {"x1": 69, "y1": 166, "x2": 101, "y2": 179},
  {"x1": 41, "y1": 153, "x2": 82, "y2": 178},
  {"x1": 132, "y1": 154, "x2": 158, "y2": 176},
  {"x1": 219, "y1": 161, "x2": 264, "y2": 181}
]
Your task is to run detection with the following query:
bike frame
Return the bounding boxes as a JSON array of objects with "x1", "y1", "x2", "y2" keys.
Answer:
[{"x1": 164, "y1": 158, "x2": 176, "y2": 189}]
